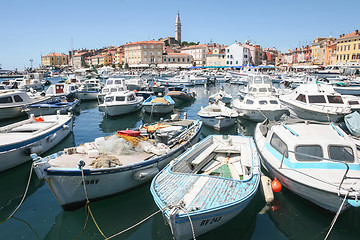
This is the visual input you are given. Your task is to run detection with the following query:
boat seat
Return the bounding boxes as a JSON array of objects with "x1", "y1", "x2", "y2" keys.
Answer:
[
  {"x1": 240, "y1": 145, "x2": 252, "y2": 167},
  {"x1": 189, "y1": 143, "x2": 219, "y2": 169},
  {"x1": 232, "y1": 161, "x2": 244, "y2": 176},
  {"x1": 201, "y1": 159, "x2": 221, "y2": 173},
  {"x1": 214, "y1": 145, "x2": 241, "y2": 154}
]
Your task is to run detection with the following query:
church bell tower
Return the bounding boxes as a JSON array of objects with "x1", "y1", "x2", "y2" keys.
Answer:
[{"x1": 175, "y1": 11, "x2": 182, "y2": 44}]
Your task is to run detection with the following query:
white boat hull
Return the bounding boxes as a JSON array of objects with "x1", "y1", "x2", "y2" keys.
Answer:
[
  {"x1": 75, "y1": 91, "x2": 99, "y2": 101},
  {"x1": 239, "y1": 109, "x2": 289, "y2": 122},
  {"x1": 0, "y1": 116, "x2": 73, "y2": 172},
  {"x1": 199, "y1": 116, "x2": 236, "y2": 130},
  {"x1": 99, "y1": 102, "x2": 142, "y2": 116}
]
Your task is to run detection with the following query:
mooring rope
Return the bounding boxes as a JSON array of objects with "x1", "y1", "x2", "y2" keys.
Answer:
[
  {"x1": 0, "y1": 164, "x2": 34, "y2": 224},
  {"x1": 179, "y1": 205, "x2": 196, "y2": 240},
  {"x1": 79, "y1": 164, "x2": 107, "y2": 239},
  {"x1": 105, "y1": 208, "x2": 164, "y2": 240},
  {"x1": 324, "y1": 191, "x2": 350, "y2": 240}
]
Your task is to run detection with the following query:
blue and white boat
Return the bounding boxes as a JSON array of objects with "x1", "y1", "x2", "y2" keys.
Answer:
[
  {"x1": 254, "y1": 119, "x2": 360, "y2": 213},
  {"x1": 143, "y1": 95, "x2": 175, "y2": 114},
  {"x1": 151, "y1": 135, "x2": 260, "y2": 240},
  {"x1": 0, "y1": 113, "x2": 73, "y2": 172},
  {"x1": 22, "y1": 99, "x2": 80, "y2": 116},
  {"x1": 32, "y1": 119, "x2": 202, "y2": 210}
]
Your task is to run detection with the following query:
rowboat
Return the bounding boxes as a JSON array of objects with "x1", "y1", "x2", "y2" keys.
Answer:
[{"x1": 151, "y1": 135, "x2": 260, "y2": 239}]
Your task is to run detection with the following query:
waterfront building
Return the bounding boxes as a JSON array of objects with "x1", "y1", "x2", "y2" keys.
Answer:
[
  {"x1": 124, "y1": 40, "x2": 164, "y2": 68},
  {"x1": 311, "y1": 37, "x2": 335, "y2": 65},
  {"x1": 326, "y1": 40, "x2": 337, "y2": 66},
  {"x1": 181, "y1": 44, "x2": 208, "y2": 66},
  {"x1": 98, "y1": 54, "x2": 112, "y2": 66},
  {"x1": 206, "y1": 47, "x2": 226, "y2": 67},
  {"x1": 42, "y1": 52, "x2": 68, "y2": 67},
  {"x1": 241, "y1": 42, "x2": 261, "y2": 65},
  {"x1": 114, "y1": 47, "x2": 124, "y2": 65},
  {"x1": 225, "y1": 42, "x2": 250, "y2": 67},
  {"x1": 284, "y1": 50, "x2": 293, "y2": 65},
  {"x1": 159, "y1": 52, "x2": 192, "y2": 68},
  {"x1": 336, "y1": 30, "x2": 360, "y2": 66},
  {"x1": 72, "y1": 52, "x2": 88, "y2": 68}
]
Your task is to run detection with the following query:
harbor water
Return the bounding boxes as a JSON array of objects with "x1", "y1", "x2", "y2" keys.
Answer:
[{"x1": 0, "y1": 78, "x2": 360, "y2": 240}]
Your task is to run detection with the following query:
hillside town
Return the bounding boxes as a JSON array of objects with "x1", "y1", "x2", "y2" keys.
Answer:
[{"x1": 38, "y1": 12, "x2": 360, "y2": 72}]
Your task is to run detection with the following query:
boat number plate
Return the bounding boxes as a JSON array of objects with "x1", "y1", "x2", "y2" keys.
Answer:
[
  {"x1": 200, "y1": 216, "x2": 222, "y2": 226},
  {"x1": 81, "y1": 179, "x2": 100, "y2": 185}
]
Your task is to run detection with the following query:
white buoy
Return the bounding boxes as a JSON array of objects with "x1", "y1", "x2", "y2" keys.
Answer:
[{"x1": 260, "y1": 174, "x2": 274, "y2": 204}]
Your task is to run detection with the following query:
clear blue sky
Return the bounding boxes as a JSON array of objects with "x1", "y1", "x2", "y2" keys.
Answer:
[{"x1": 1, "y1": 0, "x2": 359, "y2": 70}]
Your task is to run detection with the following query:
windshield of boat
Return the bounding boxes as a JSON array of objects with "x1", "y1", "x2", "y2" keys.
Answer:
[
  {"x1": 270, "y1": 133, "x2": 288, "y2": 158},
  {"x1": 0, "y1": 96, "x2": 13, "y2": 103},
  {"x1": 295, "y1": 145, "x2": 323, "y2": 161},
  {"x1": 308, "y1": 95, "x2": 326, "y2": 104},
  {"x1": 116, "y1": 96, "x2": 126, "y2": 101},
  {"x1": 328, "y1": 145, "x2": 354, "y2": 162},
  {"x1": 327, "y1": 95, "x2": 344, "y2": 104},
  {"x1": 105, "y1": 96, "x2": 114, "y2": 102}
]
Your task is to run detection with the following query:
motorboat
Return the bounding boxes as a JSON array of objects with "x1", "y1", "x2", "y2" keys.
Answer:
[
  {"x1": 157, "y1": 73, "x2": 194, "y2": 86},
  {"x1": 254, "y1": 119, "x2": 360, "y2": 213},
  {"x1": 98, "y1": 90, "x2": 143, "y2": 116},
  {"x1": 233, "y1": 95, "x2": 289, "y2": 122},
  {"x1": 238, "y1": 75, "x2": 275, "y2": 99},
  {"x1": 32, "y1": 118, "x2": 203, "y2": 210},
  {"x1": 166, "y1": 86, "x2": 196, "y2": 103},
  {"x1": 75, "y1": 78, "x2": 103, "y2": 101},
  {"x1": 22, "y1": 99, "x2": 80, "y2": 116},
  {"x1": 142, "y1": 95, "x2": 175, "y2": 114},
  {"x1": 0, "y1": 113, "x2": 73, "y2": 172},
  {"x1": 45, "y1": 83, "x2": 78, "y2": 100},
  {"x1": 150, "y1": 134, "x2": 260, "y2": 239},
  {"x1": 0, "y1": 90, "x2": 51, "y2": 120},
  {"x1": 97, "y1": 78, "x2": 127, "y2": 104},
  {"x1": 279, "y1": 83, "x2": 352, "y2": 122},
  {"x1": 17, "y1": 73, "x2": 46, "y2": 90},
  {"x1": 198, "y1": 101, "x2": 238, "y2": 131}
]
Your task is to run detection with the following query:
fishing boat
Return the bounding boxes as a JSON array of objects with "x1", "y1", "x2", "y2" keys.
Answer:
[
  {"x1": 22, "y1": 99, "x2": 80, "y2": 116},
  {"x1": 198, "y1": 101, "x2": 238, "y2": 131},
  {"x1": 0, "y1": 113, "x2": 73, "y2": 172},
  {"x1": 32, "y1": 118, "x2": 203, "y2": 210},
  {"x1": 45, "y1": 83, "x2": 79, "y2": 100},
  {"x1": 150, "y1": 134, "x2": 260, "y2": 239},
  {"x1": 142, "y1": 95, "x2": 175, "y2": 114},
  {"x1": 166, "y1": 86, "x2": 196, "y2": 103},
  {"x1": 75, "y1": 79, "x2": 103, "y2": 101},
  {"x1": 0, "y1": 90, "x2": 51, "y2": 120},
  {"x1": 98, "y1": 90, "x2": 143, "y2": 116},
  {"x1": 254, "y1": 119, "x2": 360, "y2": 213},
  {"x1": 279, "y1": 83, "x2": 352, "y2": 122}
]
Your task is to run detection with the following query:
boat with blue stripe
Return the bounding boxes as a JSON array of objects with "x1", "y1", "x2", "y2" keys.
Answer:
[
  {"x1": 150, "y1": 135, "x2": 260, "y2": 239},
  {"x1": 254, "y1": 119, "x2": 360, "y2": 213}
]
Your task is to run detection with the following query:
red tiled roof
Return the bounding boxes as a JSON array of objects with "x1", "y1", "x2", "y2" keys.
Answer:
[
  {"x1": 43, "y1": 52, "x2": 67, "y2": 57},
  {"x1": 181, "y1": 44, "x2": 207, "y2": 50},
  {"x1": 124, "y1": 40, "x2": 163, "y2": 46},
  {"x1": 339, "y1": 30, "x2": 360, "y2": 39}
]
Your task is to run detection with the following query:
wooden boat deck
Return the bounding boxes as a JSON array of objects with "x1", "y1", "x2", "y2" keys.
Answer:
[{"x1": 153, "y1": 171, "x2": 257, "y2": 212}]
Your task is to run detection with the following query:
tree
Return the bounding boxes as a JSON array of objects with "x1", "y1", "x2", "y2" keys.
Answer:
[
  {"x1": 189, "y1": 42, "x2": 197, "y2": 46},
  {"x1": 124, "y1": 62, "x2": 129, "y2": 69},
  {"x1": 181, "y1": 41, "x2": 188, "y2": 46}
]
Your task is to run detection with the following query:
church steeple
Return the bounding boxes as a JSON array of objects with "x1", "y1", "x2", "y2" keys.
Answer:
[{"x1": 175, "y1": 11, "x2": 181, "y2": 44}]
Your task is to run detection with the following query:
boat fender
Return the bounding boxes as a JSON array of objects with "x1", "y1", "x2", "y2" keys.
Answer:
[
  {"x1": 260, "y1": 175, "x2": 274, "y2": 203},
  {"x1": 271, "y1": 178, "x2": 282, "y2": 192},
  {"x1": 133, "y1": 167, "x2": 159, "y2": 181},
  {"x1": 62, "y1": 124, "x2": 70, "y2": 130},
  {"x1": 47, "y1": 133, "x2": 57, "y2": 142},
  {"x1": 26, "y1": 145, "x2": 43, "y2": 155}
]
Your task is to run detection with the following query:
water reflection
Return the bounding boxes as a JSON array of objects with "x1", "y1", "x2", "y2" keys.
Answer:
[
  {"x1": 267, "y1": 189, "x2": 360, "y2": 240},
  {"x1": 99, "y1": 110, "x2": 143, "y2": 133}
]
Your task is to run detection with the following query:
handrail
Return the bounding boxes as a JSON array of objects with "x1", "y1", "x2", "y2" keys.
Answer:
[{"x1": 279, "y1": 149, "x2": 351, "y2": 193}]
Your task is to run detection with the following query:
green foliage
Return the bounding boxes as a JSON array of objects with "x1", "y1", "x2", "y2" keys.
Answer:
[
  {"x1": 124, "y1": 62, "x2": 129, "y2": 69},
  {"x1": 189, "y1": 42, "x2": 197, "y2": 46}
]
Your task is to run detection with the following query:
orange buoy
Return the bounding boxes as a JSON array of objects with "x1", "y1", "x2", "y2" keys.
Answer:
[{"x1": 271, "y1": 178, "x2": 282, "y2": 193}]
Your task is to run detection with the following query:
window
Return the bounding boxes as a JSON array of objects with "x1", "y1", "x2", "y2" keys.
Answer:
[
  {"x1": 116, "y1": 96, "x2": 125, "y2": 101},
  {"x1": 246, "y1": 99, "x2": 254, "y2": 104},
  {"x1": 173, "y1": 58, "x2": 175, "y2": 62},
  {"x1": 0, "y1": 96, "x2": 12, "y2": 103},
  {"x1": 269, "y1": 100, "x2": 279, "y2": 104},
  {"x1": 295, "y1": 145, "x2": 323, "y2": 161},
  {"x1": 259, "y1": 88, "x2": 267, "y2": 92},
  {"x1": 270, "y1": 133, "x2": 288, "y2": 158},
  {"x1": 105, "y1": 96, "x2": 114, "y2": 102},
  {"x1": 144, "y1": 45, "x2": 147, "y2": 49},
  {"x1": 259, "y1": 100, "x2": 268, "y2": 105},
  {"x1": 329, "y1": 145, "x2": 354, "y2": 162},
  {"x1": 328, "y1": 95, "x2": 344, "y2": 104},
  {"x1": 308, "y1": 95, "x2": 326, "y2": 103},
  {"x1": 178, "y1": 58, "x2": 180, "y2": 62},
  {"x1": 296, "y1": 94, "x2": 306, "y2": 103},
  {"x1": 187, "y1": 58, "x2": 189, "y2": 62},
  {"x1": 182, "y1": 58, "x2": 185, "y2": 62},
  {"x1": 164, "y1": 58, "x2": 166, "y2": 62},
  {"x1": 14, "y1": 95, "x2": 23, "y2": 102},
  {"x1": 227, "y1": 49, "x2": 229, "y2": 52}
]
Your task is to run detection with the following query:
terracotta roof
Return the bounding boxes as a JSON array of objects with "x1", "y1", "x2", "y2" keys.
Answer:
[
  {"x1": 43, "y1": 52, "x2": 67, "y2": 57},
  {"x1": 165, "y1": 53, "x2": 190, "y2": 56},
  {"x1": 124, "y1": 40, "x2": 163, "y2": 46},
  {"x1": 181, "y1": 44, "x2": 207, "y2": 50},
  {"x1": 339, "y1": 30, "x2": 360, "y2": 39}
]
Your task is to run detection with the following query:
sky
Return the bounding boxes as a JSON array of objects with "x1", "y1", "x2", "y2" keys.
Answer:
[{"x1": 1, "y1": 0, "x2": 359, "y2": 70}]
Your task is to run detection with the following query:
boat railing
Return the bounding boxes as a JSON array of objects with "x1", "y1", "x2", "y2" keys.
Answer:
[{"x1": 280, "y1": 149, "x2": 354, "y2": 194}]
